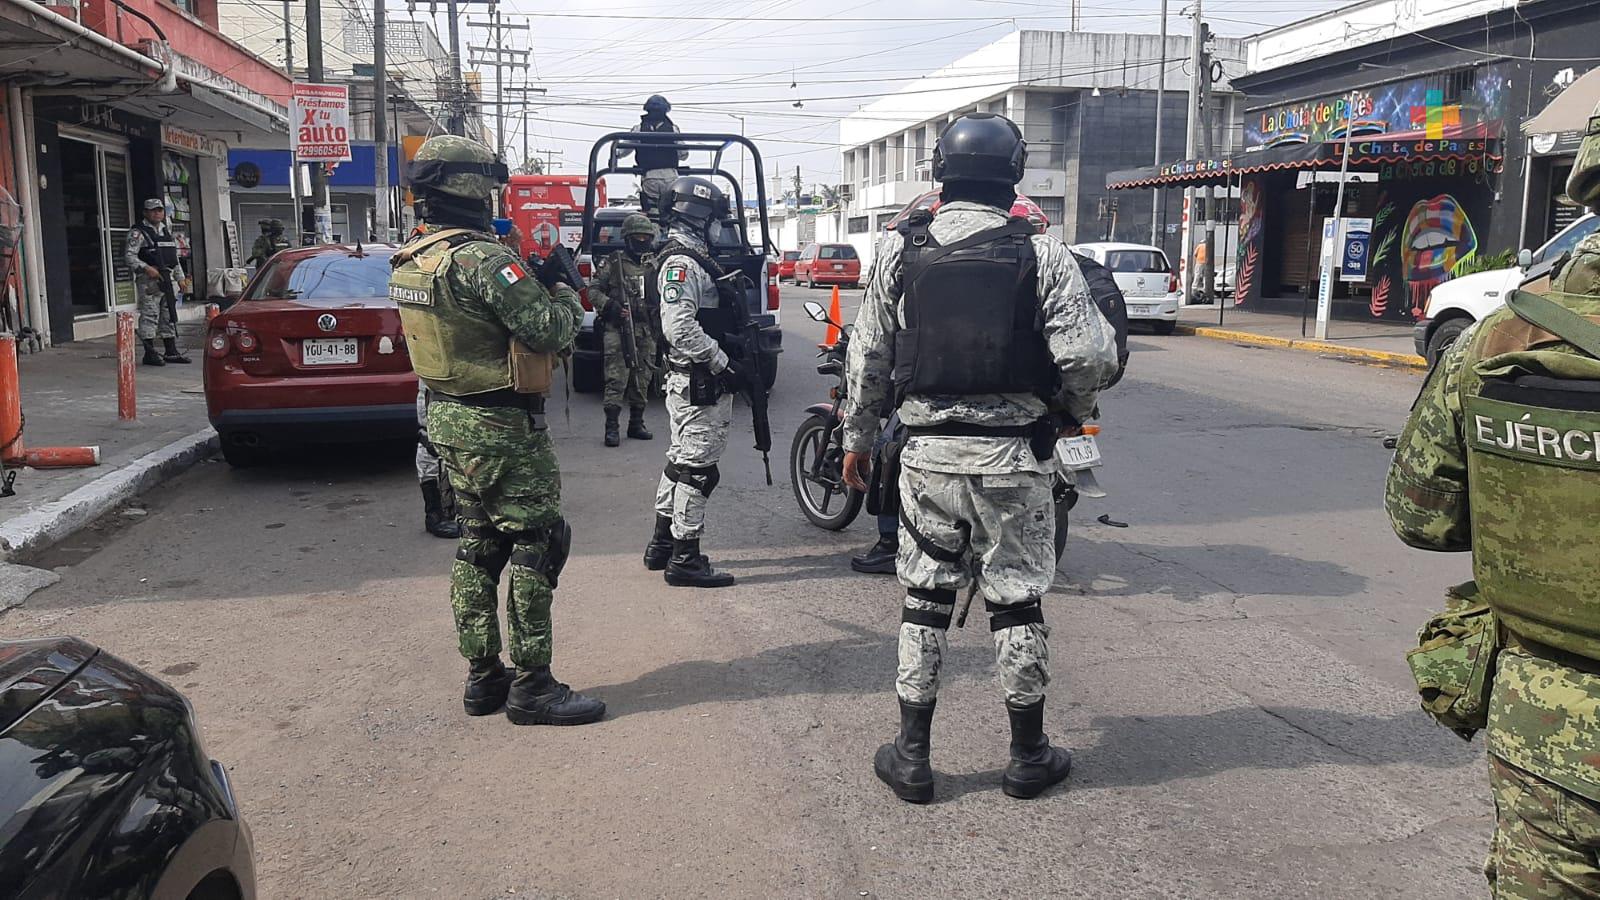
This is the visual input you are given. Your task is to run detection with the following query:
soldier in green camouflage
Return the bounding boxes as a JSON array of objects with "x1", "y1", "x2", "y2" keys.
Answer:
[
  {"x1": 247, "y1": 218, "x2": 290, "y2": 268},
  {"x1": 391, "y1": 134, "x2": 604, "y2": 726},
  {"x1": 1385, "y1": 102, "x2": 1600, "y2": 897},
  {"x1": 592, "y1": 213, "x2": 660, "y2": 447}
]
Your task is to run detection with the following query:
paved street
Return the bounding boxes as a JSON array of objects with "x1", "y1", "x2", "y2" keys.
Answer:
[{"x1": 1, "y1": 285, "x2": 1486, "y2": 899}]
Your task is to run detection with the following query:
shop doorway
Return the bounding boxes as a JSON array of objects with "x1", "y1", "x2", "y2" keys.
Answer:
[{"x1": 58, "y1": 136, "x2": 133, "y2": 319}]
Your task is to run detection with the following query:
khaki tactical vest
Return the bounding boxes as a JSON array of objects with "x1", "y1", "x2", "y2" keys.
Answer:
[
  {"x1": 1464, "y1": 275, "x2": 1600, "y2": 659},
  {"x1": 391, "y1": 229, "x2": 518, "y2": 396}
]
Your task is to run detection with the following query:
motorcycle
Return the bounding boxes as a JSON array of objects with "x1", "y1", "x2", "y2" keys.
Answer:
[
  {"x1": 791, "y1": 300, "x2": 1105, "y2": 563},
  {"x1": 790, "y1": 302, "x2": 863, "y2": 530}
]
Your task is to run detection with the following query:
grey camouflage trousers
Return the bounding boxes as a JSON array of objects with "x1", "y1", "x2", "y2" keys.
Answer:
[
  {"x1": 640, "y1": 168, "x2": 678, "y2": 220},
  {"x1": 134, "y1": 277, "x2": 176, "y2": 340},
  {"x1": 895, "y1": 463, "x2": 1055, "y2": 706},
  {"x1": 653, "y1": 371, "x2": 731, "y2": 540}
]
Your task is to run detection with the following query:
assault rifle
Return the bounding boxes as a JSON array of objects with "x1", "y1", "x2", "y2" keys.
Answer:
[
  {"x1": 718, "y1": 270, "x2": 772, "y2": 485},
  {"x1": 535, "y1": 244, "x2": 586, "y2": 294}
]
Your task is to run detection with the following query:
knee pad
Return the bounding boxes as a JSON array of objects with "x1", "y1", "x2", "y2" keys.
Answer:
[
  {"x1": 507, "y1": 518, "x2": 572, "y2": 589},
  {"x1": 682, "y1": 464, "x2": 720, "y2": 497},
  {"x1": 986, "y1": 597, "x2": 1044, "y2": 632},
  {"x1": 456, "y1": 532, "x2": 512, "y2": 583},
  {"x1": 903, "y1": 587, "x2": 957, "y2": 629}
]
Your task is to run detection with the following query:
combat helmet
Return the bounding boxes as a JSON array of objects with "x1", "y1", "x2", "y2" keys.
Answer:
[
  {"x1": 662, "y1": 176, "x2": 728, "y2": 232},
  {"x1": 1568, "y1": 99, "x2": 1600, "y2": 212},
  {"x1": 644, "y1": 94, "x2": 671, "y2": 116},
  {"x1": 932, "y1": 113, "x2": 1028, "y2": 186},
  {"x1": 407, "y1": 135, "x2": 509, "y2": 204},
  {"x1": 621, "y1": 213, "x2": 658, "y2": 240}
]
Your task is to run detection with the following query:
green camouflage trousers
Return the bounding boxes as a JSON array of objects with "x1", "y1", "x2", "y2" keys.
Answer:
[
  {"x1": 602, "y1": 322, "x2": 658, "y2": 410},
  {"x1": 894, "y1": 463, "x2": 1055, "y2": 706},
  {"x1": 1487, "y1": 755, "x2": 1600, "y2": 898},
  {"x1": 434, "y1": 419, "x2": 562, "y2": 669}
]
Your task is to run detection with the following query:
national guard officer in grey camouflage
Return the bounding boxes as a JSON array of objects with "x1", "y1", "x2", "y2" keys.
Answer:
[
  {"x1": 840, "y1": 113, "x2": 1118, "y2": 803},
  {"x1": 640, "y1": 176, "x2": 745, "y2": 589},
  {"x1": 124, "y1": 198, "x2": 190, "y2": 366}
]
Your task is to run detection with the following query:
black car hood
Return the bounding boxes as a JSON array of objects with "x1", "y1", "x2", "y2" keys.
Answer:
[{"x1": 0, "y1": 637, "x2": 97, "y2": 733}]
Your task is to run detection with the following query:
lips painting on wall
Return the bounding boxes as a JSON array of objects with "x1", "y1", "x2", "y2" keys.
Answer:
[{"x1": 1401, "y1": 193, "x2": 1478, "y2": 319}]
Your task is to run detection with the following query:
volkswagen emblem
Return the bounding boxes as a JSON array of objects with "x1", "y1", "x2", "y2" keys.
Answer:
[{"x1": 317, "y1": 314, "x2": 337, "y2": 332}]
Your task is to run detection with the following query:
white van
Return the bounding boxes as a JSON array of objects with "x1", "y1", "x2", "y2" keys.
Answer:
[
  {"x1": 1071, "y1": 242, "x2": 1181, "y2": 334},
  {"x1": 1416, "y1": 213, "x2": 1599, "y2": 364}
]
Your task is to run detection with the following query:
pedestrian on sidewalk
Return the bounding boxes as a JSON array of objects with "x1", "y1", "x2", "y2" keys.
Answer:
[
  {"x1": 125, "y1": 199, "x2": 191, "y2": 366},
  {"x1": 839, "y1": 113, "x2": 1117, "y2": 804},
  {"x1": 1386, "y1": 104, "x2": 1600, "y2": 897},
  {"x1": 392, "y1": 134, "x2": 604, "y2": 726}
]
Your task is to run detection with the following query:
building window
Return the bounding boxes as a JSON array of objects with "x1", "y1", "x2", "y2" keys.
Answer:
[
  {"x1": 892, "y1": 135, "x2": 905, "y2": 181},
  {"x1": 848, "y1": 215, "x2": 869, "y2": 233},
  {"x1": 875, "y1": 141, "x2": 887, "y2": 184},
  {"x1": 1036, "y1": 196, "x2": 1065, "y2": 229}
]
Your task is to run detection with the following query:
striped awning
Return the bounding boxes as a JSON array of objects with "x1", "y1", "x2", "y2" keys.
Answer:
[{"x1": 1108, "y1": 137, "x2": 1503, "y2": 190}]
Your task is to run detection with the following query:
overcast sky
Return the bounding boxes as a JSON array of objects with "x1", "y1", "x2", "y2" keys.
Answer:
[{"x1": 423, "y1": 0, "x2": 1356, "y2": 198}]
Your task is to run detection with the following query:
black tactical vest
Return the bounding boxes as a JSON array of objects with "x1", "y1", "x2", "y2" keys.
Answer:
[
  {"x1": 634, "y1": 117, "x2": 680, "y2": 171},
  {"x1": 891, "y1": 213, "x2": 1054, "y2": 398},
  {"x1": 646, "y1": 240, "x2": 742, "y2": 343},
  {"x1": 136, "y1": 222, "x2": 181, "y2": 269}
]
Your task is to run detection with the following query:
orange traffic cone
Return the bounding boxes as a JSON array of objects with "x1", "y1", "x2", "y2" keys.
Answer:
[{"x1": 824, "y1": 286, "x2": 842, "y2": 346}]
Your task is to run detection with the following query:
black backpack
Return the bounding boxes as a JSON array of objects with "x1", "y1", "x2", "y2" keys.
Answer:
[{"x1": 1072, "y1": 251, "x2": 1130, "y2": 388}]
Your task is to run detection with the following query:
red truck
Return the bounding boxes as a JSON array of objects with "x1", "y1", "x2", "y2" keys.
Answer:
[{"x1": 503, "y1": 174, "x2": 606, "y2": 261}]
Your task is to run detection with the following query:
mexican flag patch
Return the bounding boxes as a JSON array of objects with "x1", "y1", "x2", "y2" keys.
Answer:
[
  {"x1": 665, "y1": 265, "x2": 687, "y2": 283},
  {"x1": 494, "y1": 262, "x2": 527, "y2": 288}
]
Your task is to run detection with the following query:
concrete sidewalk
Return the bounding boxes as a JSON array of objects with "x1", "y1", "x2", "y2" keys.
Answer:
[
  {"x1": 1, "y1": 320, "x2": 215, "y2": 567},
  {"x1": 1176, "y1": 305, "x2": 1425, "y2": 368}
]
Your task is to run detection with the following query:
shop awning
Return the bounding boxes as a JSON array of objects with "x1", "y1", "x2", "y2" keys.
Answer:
[
  {"x1": 1523, "y1": 66, "x2": 1600, "y2": 137},
  {"x1": 1108, "y1": 137, "x2": 1503, "y2": 190}
]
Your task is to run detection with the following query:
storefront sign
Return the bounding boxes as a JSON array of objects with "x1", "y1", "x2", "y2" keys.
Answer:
[
  {"x1": 1339, "y1": 217, "x2": 1373, "y2": 282},
  {"x1": 1247, "y1": 65, "x2": 1510, "y2": 149},
  {"x1": 162, "y1": 124, "x2": 225, "y2": 158},
  {"x1": 291, "y1": 83, "x2": 352, "y2": 163},
  {"x1": 1159, "y1": 157, "x2": 1234, "y2": 179}
]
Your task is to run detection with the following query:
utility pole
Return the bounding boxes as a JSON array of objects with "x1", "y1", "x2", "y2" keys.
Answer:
[
  {"x1": 1316, "y1": 90, "x2": 1359, "y2": 341},
  {"x1": 1182, "y1": 0, "x2": 1204, "y2": 302},
  {"x1": 1198, "y1": 16, "x2": 1216, "y2": 306},
  {"x1": 467, "y1": 14, "x2": 529, "y2": 161},
  {"x1": 282, "y1": 0, "x2": 302, "y2": 244},
  {"x1": 1150, "y1": 0, "x2": 1167, "y2": 246},
  {"x1": 446, "y1": 0, "x2": 463, "y2": 135},
  {"x1": 373, "y1": 0, "x2": 390, "y2": 242},
  {"x1": 793, "y1": 166, "x2": 802, "y2": 205},
  {"x1": 503, "y1": 85, "x2": 548, "y2": 173},
  {"x1": 305, "y1": 0, "x2": 332, "y2": 243}
]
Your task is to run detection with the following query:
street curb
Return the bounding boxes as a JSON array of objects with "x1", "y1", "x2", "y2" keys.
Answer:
[
  {"x1": 0, "y1": 427, "x2": 217, "y2": 563},
  {"x1": 1175, "y1": 323, "x2": 1428, "y2": 369}
]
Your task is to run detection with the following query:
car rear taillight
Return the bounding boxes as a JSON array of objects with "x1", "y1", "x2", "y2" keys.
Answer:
[
  {"x1": 767, "y1": 272, "x2": 780, "y2": 311},
  {"x1": 206, "y1": 330, "x2": 229, "y2": 359},
  {"x1": 233, "y1": 329, "x2": 259, "y2": 353},
  {"x1": 1168, "y1": 273, "x2": 1180, "y2": 293},
  {"x1": 578, "y1": 287, "x2": 592, "y2": 311}
]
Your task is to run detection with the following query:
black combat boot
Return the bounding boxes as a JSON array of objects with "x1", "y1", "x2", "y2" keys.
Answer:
[
  {"x1": 162, "y1": 337, "x2": 191, "y2": 363},
  {"x1": 627, "y1": 406, "x2": 653, "y2": 440},
  {"x1": 141, "y1": 339, "x2": 165, "y2": 366},
  {"x1": 603, "y1": 406, "x2": 621, "y2": 447},
  {"x1": 463, "y1": 657, "x2": 512, "y2": 716},
  {"x1": 504, "y1": 665, "x2": 606, "y2": 725},
  {"x1": 643, "y1": 514, "x2": 674, "y2": 571},
  {"x1": 420, "y1": 480, "x2": 460, "y2": 539},
  {"x1": 664, "y1": 538, "x2": 736, "y2": 588},
  {"x1": 874, "y1": 698, "x2": 936, "y2": 804},
  {"x1": 851, "y1": 533, "x2": 898, "y2": 575},
  {"x1": 1001, "y1": 699, "x2": 1072, "y2": 799}
]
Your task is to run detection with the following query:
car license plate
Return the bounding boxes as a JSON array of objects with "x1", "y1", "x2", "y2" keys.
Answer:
[
  {"x1": 302, "y1": 338, "x2": 358, "y2": 366},
  {"x1": 1056, "y1": 434, "x2": 1102, "y2": 469},
  {"x1": 1129, "y1": 304, "x2": 1158, "y2": 316}
]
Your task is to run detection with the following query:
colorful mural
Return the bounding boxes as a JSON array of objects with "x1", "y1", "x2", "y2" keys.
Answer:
[
  {"x1": 1400, "y1": 194, "x2": 1479, "y2": 318},
  {"x1": 1234, "y1": 180, "x2": 1263, "y2": 306},
  {"x1": 1246, "y1": 65, "x2": 1510, "y2": 148}
]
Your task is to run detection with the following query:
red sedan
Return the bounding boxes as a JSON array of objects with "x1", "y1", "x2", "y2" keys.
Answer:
[
  {"x1": 794, "y1": 242, "x2": 861, "y2": 288},
  {"x1": 204, "y1": 243, "x2": 416, "y2": 466},
  {"x1": 776, "y1": 249, "x2": 800, "y2": 282}
]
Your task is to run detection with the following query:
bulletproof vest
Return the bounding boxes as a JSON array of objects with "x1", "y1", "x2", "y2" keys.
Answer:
[
  {"x1": 891, "y1": 214, "x2": 1053, "y2": 399},
  {"x1": 1463, "y1": 284, "x2": 1600, "y2": 660},
  {"x1": 136, "y1": 222, "x2": 181, "y2": 268},
  {"x1": 390, "y1": 228, "x2": 517, "y2": 396},
  {"x1": 646, "y1": 241, "x2": 740, "y2": 343},
  {"x1": 634, "y1": 117, "x2": 679, "y2": 171}
]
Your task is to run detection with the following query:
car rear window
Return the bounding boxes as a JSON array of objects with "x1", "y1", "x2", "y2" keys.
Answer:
[
  {"x1": 1103, "y1": 250, "x2": 1170, "y2": 274},
  {"x1": 819, "y1": 245, "x2": 857, "y2": 260},
  {"x1": 246, "y1": 252, "x2": 395, "y2": 301},
  {"x1": 593, "y1": 221, "x2": 626, "y2": 248},
  {"x1": 783, "y1": 251, "x2": 800, "y2": 261}
]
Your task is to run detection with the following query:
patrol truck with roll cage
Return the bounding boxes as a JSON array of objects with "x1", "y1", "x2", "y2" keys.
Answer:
[{"x1": 577, "y1": 131, "x2": 782, "y2": 393}]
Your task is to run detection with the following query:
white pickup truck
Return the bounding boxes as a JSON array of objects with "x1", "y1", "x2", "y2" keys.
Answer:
[{"x1": 1416, "y1": 212, "x2": 1599, "y2": 364}]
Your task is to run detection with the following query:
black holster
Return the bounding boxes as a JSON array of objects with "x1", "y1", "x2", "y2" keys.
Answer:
[{"x1": 687, "y1": 363, "x2": 724, "y2": 406}]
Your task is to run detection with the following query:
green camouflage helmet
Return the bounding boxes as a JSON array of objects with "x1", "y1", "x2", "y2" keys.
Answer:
[
  {"x1": 1567, "y1": 99, "x2": 1600, "y2": 210},
  {"x1": 409, "y1": 135, "x2": 508, "y2": 203},
  {"x1": 621, "y1": 213, "x2": 658, "y2": 240}
]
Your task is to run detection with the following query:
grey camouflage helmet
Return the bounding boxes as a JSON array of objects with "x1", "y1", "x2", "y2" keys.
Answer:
[
  {"x1": 1568, "y1": 100, "x2": 1600, "y2": 210},
  {"x1": 408, "y1": 135, "x2": 507, "y2": 203},
  {"x1": 621, "y1": 213, "x2": 658, "y2": 239}
]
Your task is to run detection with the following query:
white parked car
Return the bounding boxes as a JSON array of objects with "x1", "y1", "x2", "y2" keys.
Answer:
[
  {"x1": 1071, "y1": 242, "x2": 1181, "y2": 335},
  {"x1": 1416, "y1": 212, "x2": 1599, "y2": 364}
]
